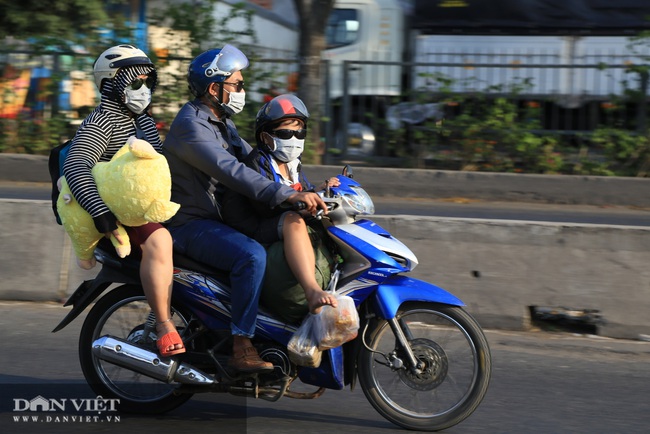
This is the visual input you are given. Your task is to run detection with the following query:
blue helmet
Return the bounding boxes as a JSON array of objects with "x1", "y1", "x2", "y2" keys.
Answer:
[{"x1": 187, "y1": 44, "x2": 249, "y2": 97}]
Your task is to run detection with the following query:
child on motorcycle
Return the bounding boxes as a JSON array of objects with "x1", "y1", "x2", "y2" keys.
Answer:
[{"x1": 221, "y1": 94, "x2": 339, "y2": 315}]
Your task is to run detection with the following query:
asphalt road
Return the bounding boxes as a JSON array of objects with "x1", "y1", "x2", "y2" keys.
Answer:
[
  {"x1": 1, "y1": 301, "x2": 650, "y2": 434},
  {"x1": 3, "y1": 181, "x2": 650, "y2": 226},
  {"x1": 373, "y1": 196, "x2": 650, "y2": 226}
]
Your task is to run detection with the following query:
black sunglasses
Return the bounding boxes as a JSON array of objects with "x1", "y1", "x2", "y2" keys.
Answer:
[
  {"x1": 222, "y1": 80, "x2": 245, "y2": 92},
  {"x1": 272, "y1": 129, "x2": 307, "y2": 140},
  {"x1": 128, "y1": 76, "x2": 155, "y2": 90}
]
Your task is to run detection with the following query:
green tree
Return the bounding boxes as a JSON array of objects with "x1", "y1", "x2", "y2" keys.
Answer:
[
  {"x1": 592, "y1": 128, "x2": 650, "y2": 176},
  {"x1": 150, "y1": 0, "x2": 336, "y2": 162},
  {"x1": 149, "y1": 0, "x2": 222, "y2": 57},
  {"x1": 148, "y1": 0, "x2": 286, "y2": 143},
  {"x1": 0, "y1": 0, "x2": 152, "y2": 153},
  {"x1": 0, "y1": 0, "x2": 130, "y2": 50}
]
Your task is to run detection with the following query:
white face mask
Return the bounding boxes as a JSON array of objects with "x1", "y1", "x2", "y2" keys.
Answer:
[
  {"x1": 271, "y1": 136, "x2": 304, "y2": 163},
  {"x1": 223, "y1": 89, "x2": 246, "y2": 116},
  {"x1": 124, "y1": 84, "x2": 152, "y2": 114}
]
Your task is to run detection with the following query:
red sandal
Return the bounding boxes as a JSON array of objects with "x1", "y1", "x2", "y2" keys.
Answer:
[{"x1": 156, "y1": 319, "x2": 186, "y2": 357}]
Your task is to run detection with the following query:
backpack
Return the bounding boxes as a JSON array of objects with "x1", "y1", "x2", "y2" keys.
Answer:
[
  {"x1": 48, "y1": 139, "x2": 72, "y2": 225},
  {"x1": 260, "y1": 225, "x2": 338, "y2": 324}
]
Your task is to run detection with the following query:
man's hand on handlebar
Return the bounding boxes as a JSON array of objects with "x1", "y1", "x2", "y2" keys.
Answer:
[{"x1": 287, "y1": 191, "x2": 328, "y2": 216}]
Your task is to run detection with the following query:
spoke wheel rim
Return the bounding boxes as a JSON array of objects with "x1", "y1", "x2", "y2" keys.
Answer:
[
  {"x1": 370, "y1": 309, "x2": 479, "y2": 418},
  {"x1": 91, "y1": 295, "x2": 187, "y2": 402}
]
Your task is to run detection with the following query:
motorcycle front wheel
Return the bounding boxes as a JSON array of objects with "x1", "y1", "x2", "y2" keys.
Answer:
[
  {"x1": 78, "y1": 284, "x2": 194, "y2": 414},
  {"x1": 358, "y1": 302, "x2": 491, "y2": 431}
]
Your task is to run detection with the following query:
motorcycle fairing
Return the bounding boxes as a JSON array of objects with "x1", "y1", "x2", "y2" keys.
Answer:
[
  {"x1": 174, "y1": 270, "x2": 233, "y2": 314},
  {"x1": 353, "y1": 218, "x2": 392, "y2": 236},
  {"x1": 333, "y1": 174, "x2": 361, "y2": 193},
  {"x1": 173, "y1": 268, "x2": 301, "y2": 344},
  {"x1": 373, "y1": 275, "x2": 465, "y2": 320},
  {"x1": 328, "y1": 226, "x2": 407, "y2": 275},
  {"x1": 297, "y1": 346, "x2": 345, "y2": 390}
]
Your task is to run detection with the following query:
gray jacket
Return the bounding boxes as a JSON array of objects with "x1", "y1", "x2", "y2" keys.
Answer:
[{"x1": 163, "y1": 99, "x2": 295, "y2": 227}]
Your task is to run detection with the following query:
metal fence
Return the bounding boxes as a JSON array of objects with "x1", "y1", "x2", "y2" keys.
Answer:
[
  {"x1": 0, "y1": 49, "x2": 299, "y2": 152},
  {"x1": 0, "y1": 50, "x2": 97, "y2": 120},
  {"x1": 0, "y1": 49, "x2": 298, "y2": 122},
  {"x1": 329, "y1": 58, "x2": 650, "y2": 163}
]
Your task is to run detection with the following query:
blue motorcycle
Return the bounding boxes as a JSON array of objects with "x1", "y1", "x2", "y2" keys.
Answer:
[{"x1": 53, "y1": 167, "x2": 491, "y2": 432}]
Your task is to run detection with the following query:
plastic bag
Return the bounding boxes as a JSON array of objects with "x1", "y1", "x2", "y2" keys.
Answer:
[
  {"x1": 287, "y1": 314, "x2": 322, "y2": 367},
  {"x1": 386, "y1": 102, "x2": 444, "y2": 130},
  {"x1": 313, "y1": 294, "x2": 360, "y2": 350}
]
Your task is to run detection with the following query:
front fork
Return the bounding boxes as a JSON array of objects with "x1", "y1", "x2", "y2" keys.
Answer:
[
  {"x1": 360, "y1": 312, "x2": 424, "y2": 374},
  {"x1": 366, "y1": 275, "x2": 464, "y2": 373},
  {"x1": 387, "y1": 317, "x2": 424, "y2": 374}
]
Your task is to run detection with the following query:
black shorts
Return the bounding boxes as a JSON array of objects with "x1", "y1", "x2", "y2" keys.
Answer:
[{"x1": 252, "y1": 211, "x2": 289, "y2": 245}]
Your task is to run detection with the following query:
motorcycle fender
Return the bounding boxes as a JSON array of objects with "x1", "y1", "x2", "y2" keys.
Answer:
[
  {"x1": 374, "y1": 275, "x2": 465, "y2": 320},
  {"x1": 51, "y1": 266, "x2": 140, "y2": 333}
]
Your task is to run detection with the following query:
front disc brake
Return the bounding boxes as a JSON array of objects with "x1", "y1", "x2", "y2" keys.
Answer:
[{"x1": 397, "y1": 338, "x2": 448, "y2": 391}]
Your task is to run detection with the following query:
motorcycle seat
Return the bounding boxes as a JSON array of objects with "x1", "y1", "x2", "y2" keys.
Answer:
[
  {"x1": 172, "y1": 252, "x2": 231, "y2": 285},
  {"x1": 95, "y1": 238, "x2": 231, "y2": 284}
]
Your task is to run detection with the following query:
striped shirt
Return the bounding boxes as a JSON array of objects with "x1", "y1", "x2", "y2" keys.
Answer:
[{"x1": 63, "y1": 87, "x2": 161, "y2": 229}]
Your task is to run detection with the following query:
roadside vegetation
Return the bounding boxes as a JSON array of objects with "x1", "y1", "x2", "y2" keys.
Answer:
[{"x1": 1, "y1": 1, "x2": 649, "y2": 176}]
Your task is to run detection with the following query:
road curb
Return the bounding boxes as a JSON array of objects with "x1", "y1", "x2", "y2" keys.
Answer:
[{"x1": 3, "y1": 153, "x2": 650, "y2": 206}]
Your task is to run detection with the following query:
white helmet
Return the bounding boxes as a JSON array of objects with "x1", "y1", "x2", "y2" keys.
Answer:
[{"x1": 93, "y1": 44, "x2": 154, "y2": 91}]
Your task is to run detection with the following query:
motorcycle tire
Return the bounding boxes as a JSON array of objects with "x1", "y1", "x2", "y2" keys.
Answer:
[
  {"x1": 78, "y1": 284, "x2": 194, "y2": 414},
  {"x1": 357, "y1": 302, "x2": 491, "y2": 431}
]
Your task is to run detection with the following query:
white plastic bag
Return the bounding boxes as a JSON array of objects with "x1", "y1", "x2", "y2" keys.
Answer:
[
  {"x1": 313, "y1": 294, "x2": 360, "y2": 350},
  {"x1": 287, "y1": 314, "x2": 322, "y2": 367}
]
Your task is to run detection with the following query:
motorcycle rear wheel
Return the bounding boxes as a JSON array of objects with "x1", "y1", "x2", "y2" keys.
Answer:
[
  {"x1": 358, "y1": 302, "x2": 491, "y2": 431},
  {"x1": 79, "y1": 284, "x2": 194, "y2": 414}
]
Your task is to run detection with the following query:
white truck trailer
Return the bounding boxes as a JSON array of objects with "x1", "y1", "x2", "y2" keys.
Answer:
[{"x1": 321, "y1": 0, "x2": 650, "y2": 155}]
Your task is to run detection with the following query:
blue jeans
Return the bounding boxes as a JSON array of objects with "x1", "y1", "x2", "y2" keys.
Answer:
[{"x1": 168, "y1": 219, "x2": 266, "y2": 338}]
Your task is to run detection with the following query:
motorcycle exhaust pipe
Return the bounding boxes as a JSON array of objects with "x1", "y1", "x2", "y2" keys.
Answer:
[{"x1": 92, "y1": 335, "x2": 215, "y2": 386}]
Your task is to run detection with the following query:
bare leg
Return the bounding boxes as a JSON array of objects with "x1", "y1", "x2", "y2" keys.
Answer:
[
  {"x1": 282, "y1": 212, "x2": 337, "y2": 314},
  {"x1": 139, "y1": 228, "x2": 183, "y2": 353}
]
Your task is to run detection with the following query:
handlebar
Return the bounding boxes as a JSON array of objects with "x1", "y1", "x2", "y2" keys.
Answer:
[{"x1": 291, "y1": 200, "x2": 335, "y2": 219}]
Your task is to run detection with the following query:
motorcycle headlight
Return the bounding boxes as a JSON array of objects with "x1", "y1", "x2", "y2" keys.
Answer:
[{"x1": 343, "y1": 186, "x2": 375, "y2": 215}]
